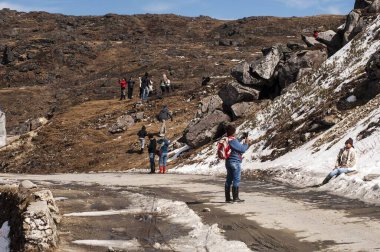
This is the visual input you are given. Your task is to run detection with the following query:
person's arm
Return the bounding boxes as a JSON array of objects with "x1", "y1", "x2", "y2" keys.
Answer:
[
  {"x1": 347, "y1": 149, "x2": 356, "y2": 168},
  {"x1": 335, "y1": 149, "x2": 342, "y2": 168},
  {"x1": 229, "y1": 139, "x2": 249, "y2": 154}
]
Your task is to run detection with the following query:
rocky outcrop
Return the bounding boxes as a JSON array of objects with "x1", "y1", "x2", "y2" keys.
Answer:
[
  {"x1": 231, "y1": 102, "x2": 259, "y2": 119},
  {"x1": 9, "y1": 117, "x2": 48, "y2": 135},
  {"x1": 231, "y1": 62, "x2": 259, "y2": 85},
  {"x1": 218, "y1": 82, "x2": 260, "y2": 107},
  {"x1": 108, "y1": 115, "x2": 135, "y2": 134},
  {"x1": 316, "y1": 30, "x2": 342, "y2": 54},
  {"x1": 355, "y1": 0, "x2": 373, "y2": 9},
  {"x1": 302, "y1": 35, "x2": 326, "y2": 48},
  {"x1": 277, "y1": 49, "x2": 328, "y2": 89},
  {"x1": 185, "y1": 110, "x2": 230, "y2": 148}
]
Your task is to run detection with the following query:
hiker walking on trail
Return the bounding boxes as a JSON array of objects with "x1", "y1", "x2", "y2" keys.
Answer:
[
  {"x1": 141, "y1": 73, "x2": 151, "y2": 101},
  {"x1": 127, "y1": 77, "x2": 135, "y2": 99},
  {"x1": 158, "y1": 105, "x2": 173, "y2": 137},
  {"x1": 137, "y1": 126, "x2": 148, "y2": 154},
  {"x1": 158, "y1": 137, "x2": 170, "y2": 174},
  {"x1": 321, "y1": 138, "x2": 357, "y2": 185},
  {"x1": 119, "y1": 78, "x2": 127, "y2": 100},
  {"x1": 148, "y1": 134, "x2": 157, "y2": 174},
  {"x1": 218, "y1": 125, "x2": 251, "y2": 203}
]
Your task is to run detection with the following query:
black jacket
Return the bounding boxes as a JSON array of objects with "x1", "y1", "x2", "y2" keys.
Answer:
[
  {"x1": 127, "y1": 80, "x2": 135, "y2": 89},
  {"x1": 137, "y1": 129, "x2": 147, "y2": 138},
  {"x1": 158, "y1": 107, "x2": 173, "y2": 121},
  {"x1": 148, "y1": 139, "x2": 157, "y2": 153},
  {"x1": 141, "y1": 76, "x2": 150, "y2": 89}
]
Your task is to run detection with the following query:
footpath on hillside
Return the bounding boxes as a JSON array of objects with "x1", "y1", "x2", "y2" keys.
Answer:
[{"x1": 1, "y1": 173, "x2": 380, "y2": 252}]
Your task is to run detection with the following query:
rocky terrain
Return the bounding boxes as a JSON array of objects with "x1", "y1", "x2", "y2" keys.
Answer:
[{"x1": 0, "y1": 8, "x2": 345, "y2": 173}]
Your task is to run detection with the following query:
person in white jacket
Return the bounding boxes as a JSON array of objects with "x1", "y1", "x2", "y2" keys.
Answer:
[
  {"x1": 0, "y1": 107, "x2": 6, "y2": 147},
  {"x1": 322, "y1": 138, "x2": 357, "y2": 185}
]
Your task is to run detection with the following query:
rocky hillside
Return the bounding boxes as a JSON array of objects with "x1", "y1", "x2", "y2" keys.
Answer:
[{"x1": 0, "y1": 9, "x2": 345, "y2": 173}]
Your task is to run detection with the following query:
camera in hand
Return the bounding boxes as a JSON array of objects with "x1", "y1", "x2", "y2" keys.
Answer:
[{"x1": 242, "y1": 132, "x2": 249, "y2": 139}]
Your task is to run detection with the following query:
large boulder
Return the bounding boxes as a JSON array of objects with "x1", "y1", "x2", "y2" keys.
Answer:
[
  {"x1": 251, "y1": 45, "x2": 282, "y2": 80},
  {"x1": 342, "y1": 10, "x2": 365, "y2": 44},
  {"x1": 218, "y1": 82, "x2": 260, "y2": 107},
  {"x1": 368, "y1": 0, "x2": 380, "y2": 12},
  {"x1": 278, "y1": 49, "x2": 328, "y2": 89},
  {"x1": 231, "y1": 102, "x2": 259, "y2": 119},
  {"x1": 366, "y1": 51, "x2": 380, "y2": 80},
  {"x1": 355, "y1": 0, "x2": 373, "y2": 9},
  {"x1": 0, "y1": 110, "x2": 6, "y2": 147},
  {"x1": 2, "y1": 46, "x2": 14, "y2": 65},
  {"x1": 316, "y1": 30, "x2": 342, "y2": 54},
  {"x1": 185, "y1": 110, "x2": 230, "y2": 148},
  {"x1": 231, "y1": 62, "x2": 261, "y2": 85},
  {"x1": 197, "y1": 95, "x2": 223, "y2": 117},
  {"x1": 108, "y1": 115, "x2": 135, "y2": 134},
  {"x1": 302, "y1": 35, "x2": 326, "y2": 48}
]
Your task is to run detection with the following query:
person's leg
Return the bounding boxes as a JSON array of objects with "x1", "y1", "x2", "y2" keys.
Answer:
[
  {"x1": 163, "y1": 154, "x2": 168, "y2": 173},
  {"x1": 225, "y1": 162, "x2": 233, "y2": 202},
  {"x1": 123, "y1": 88, "x2": 126, "y2": 100},
  {"x1": 160, "y1": 86, "x2": 165, "y2": 94},
  {"x1": 160, "y1": 120, "x2": 166, "y2": 136},
  {"x1": 149, "y1": 153, "x2": 155, "y2": 173},
  {"x1": 159, "y1": 155, "x2": 163, "y2": 173},
  {"x1": 322, "y1": 168, "x2": 340, "y2": 185},
  {"x1": 232, "y1": 162, "x2": 244, "y2": 202},
  {"x1": 166, "y1": 86, "x2": 170, "y2": 93},
  {"x1": 120, "y1": 88, "x2": 123, "y2": 100}
]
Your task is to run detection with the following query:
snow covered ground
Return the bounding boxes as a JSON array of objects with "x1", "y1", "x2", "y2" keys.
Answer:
[
  {"x1": 0, "y1": 221, "x2": 10, "y2": 252},
  {"x1": 174, "y1": 17, "x2": 380, "y2": 205}
]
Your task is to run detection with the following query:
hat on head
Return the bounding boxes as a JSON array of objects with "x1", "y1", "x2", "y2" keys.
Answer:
[{"x1": 345, "y1": 138, "x2": 354, "y2": 146}]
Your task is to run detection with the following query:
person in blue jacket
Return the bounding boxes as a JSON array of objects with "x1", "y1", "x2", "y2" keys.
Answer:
[
  {"x1": 157, "y1": 137, "x2": 170, "y2": 174},
  {"x1": 225, "y1": 125, "x2": 251, "y2": 203}
]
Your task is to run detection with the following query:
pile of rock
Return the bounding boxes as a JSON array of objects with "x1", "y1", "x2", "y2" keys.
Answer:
[{"x1": 0, "y1": 180, "x2": 61, "y2": 251}]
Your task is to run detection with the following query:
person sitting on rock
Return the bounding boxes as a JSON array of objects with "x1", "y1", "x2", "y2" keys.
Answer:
[
  {"x1": 137, "y1": 126, "x2": 148, "y2": 154},
  {"x1": 322, "y1": 138, "x2": 357, "y2": 185},
  {"x1": 313, "y1": 30, "x2": 319, "y2": 39}
]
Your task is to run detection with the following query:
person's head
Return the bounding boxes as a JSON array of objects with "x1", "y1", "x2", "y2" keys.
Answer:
[
  {"x1": 345, "y1": 138, "x2": 354, "y2": 148},
  {"x1": 148, "y1": 133, "x2": 154, "y2": 139},
  {"x1": 142, "y1": 125, "x2": 146, "y2": 131},
  {"x1": 129, "y1": 76, "x2": 132, "y2": 80},
  {"x1": 145, "y1": 72, "x2": 149, "y2": 77},
  {"x1": 163, "y1": 105, "x2": 167, "y2": 109},
  {"x1": 226, "y1": 125, "x2": 236, "y2": 137}
]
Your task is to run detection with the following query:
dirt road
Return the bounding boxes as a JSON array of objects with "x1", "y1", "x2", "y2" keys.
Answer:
[{"x1": 1, "y1": 172, "x2": 380, "y2": 251}]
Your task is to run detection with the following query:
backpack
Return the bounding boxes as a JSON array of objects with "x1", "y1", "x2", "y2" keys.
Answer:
[{"x1": 217, "y1": 137, "x2": 234, "y2": 160}]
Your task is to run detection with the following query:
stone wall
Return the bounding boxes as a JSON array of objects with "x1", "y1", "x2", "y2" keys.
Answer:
[{"x1": 0, "y1": 181, "x2": 60, "y2": 251}]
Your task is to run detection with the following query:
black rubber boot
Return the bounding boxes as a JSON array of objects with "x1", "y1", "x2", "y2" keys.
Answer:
[
  {"x1": 322, "y1": 176, "x2": 331, "y2": 185},
  {"x1": 225, "y1": 186, "x2": 232, "y2": 203},
  {"x1": 232, "y1": 187, "x2": 245, "y2": 203}
]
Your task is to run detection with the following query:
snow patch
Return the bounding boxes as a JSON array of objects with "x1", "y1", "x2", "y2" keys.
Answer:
[{"x1": 72, "y1": 239, "x2": 141, "y2": 250}]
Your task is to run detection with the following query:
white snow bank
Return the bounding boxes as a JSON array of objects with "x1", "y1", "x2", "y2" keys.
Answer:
[
  {"x1": 0, "y1": 221, "x2": 10, "y2": 252},
  {"x1": 64, "y1": 208, "x2": 142, "y2": 217},
  {"x1": 72, "y1": 239, "x2": 141, "y2": 250}
]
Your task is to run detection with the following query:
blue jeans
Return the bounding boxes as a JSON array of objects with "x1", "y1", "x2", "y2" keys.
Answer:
[
  {"x1": 225, "y1": 161, "x2": 241, "y2": 188},
  {"x1": 149, "y1": 153, "x2": 155, "y2": 172},
  {"x1": 142, "y1": 87, "x2": 149, "y2": 101},
  {"x1": 328, "y1": 167, "x2": 355, "y2": 178},
  {"x1": 159, "y1": 153, "x2": 168, "y2": 166}
]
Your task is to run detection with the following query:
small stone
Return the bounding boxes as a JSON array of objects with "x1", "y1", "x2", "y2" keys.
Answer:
[
  {"x1": 202, "y1": 208, "x2": 211, "y2": 213},
  {"x1": 20, "y1": 180, "x2": 38, "y2": 189}
]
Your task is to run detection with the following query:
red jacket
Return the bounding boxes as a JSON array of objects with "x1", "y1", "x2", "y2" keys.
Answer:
[{"x1": 119, "y1": 80, "x2": 127, "y2": 88}]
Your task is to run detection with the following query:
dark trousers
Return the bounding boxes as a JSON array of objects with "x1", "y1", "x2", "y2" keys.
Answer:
[
  {"x1": 149, "y1": 153, "x2": 155, "y2": 173},
  {"x1": 120, "y1": 88, "x2": 126, "y2": 100},
  {"x1": 128, "y1": 87, "x2": 133, "y2": 99},
  {"x1": 139, "y1": 87, "x2": 143, "y2": 98}
]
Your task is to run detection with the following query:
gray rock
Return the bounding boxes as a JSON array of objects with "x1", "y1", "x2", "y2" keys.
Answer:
[
  {"x1": 278, "y1": 49, "x2": 328, "y2": 89},
  {"x1": 342, "y1": 11, "x2": 361, "y2": 44},
  {"x1": 368, "y1": 0, "x2": 380, "y2": 13},
  {"x1": 185, "y1": 110, "x2": 230, "y2": 148},
  {"x1": 108, "y1": 115, "x2": 135, "y2": 134},
  {"x1": 316, "y1": 30, "x2": 342, "y2": 54},
  {"x1": 366, "y1": 51, "x2": 380, "y2": 80},
  {"x1": 231, "y1": 62, "x2": 261, "y2": 85},
  {"x1": 302, "y1": 35, "x2": 326, "y2": 48},
  {"x1": 218, "y1": 82, "x2": 260, "y2": 107},
  {"x1": 2, "y1": 46, "x2": 14, "y2": 65},
  {"x1": 231, "y1": 102, "x2": 259, "y2": 119},
  {"x1": 0, "y1": 111, "x2": 6, "y2": 147},
  {"x1": 134, "y1": 112, "x2": 144, "y2": 121},
  {"x1": 251, "y1": 45, "x2": 282, "y2": 80},
  {"x1": 20, "y1": 180, "x2": 38, "y2": 189},
  {"x1": 199, "y1": 95, "x2": 223, "y2": 116},
  {"x1": 287, "y1": 42, "x2": 307, "y2": 51}
]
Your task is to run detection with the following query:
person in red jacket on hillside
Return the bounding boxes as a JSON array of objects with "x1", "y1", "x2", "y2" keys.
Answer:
[{"x1": 119, "y1": 78, "x2": 127, "y2": 100}]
